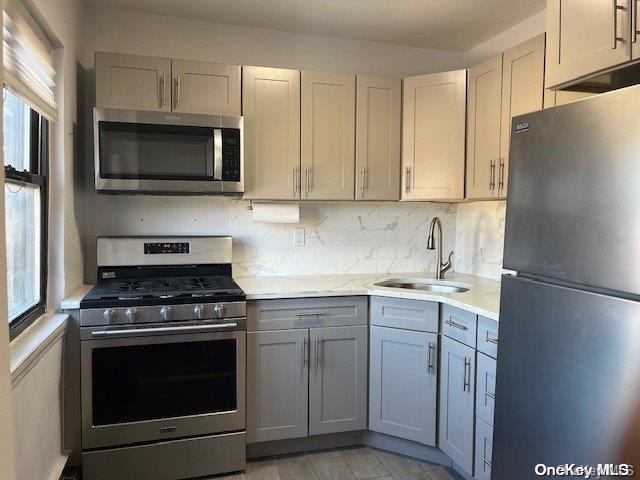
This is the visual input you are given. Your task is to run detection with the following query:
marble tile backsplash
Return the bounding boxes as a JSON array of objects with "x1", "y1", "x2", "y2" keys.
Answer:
[
  {"x1": 231, "y1": 200, "x2": 456, "y2": 277},
  {"x1": 454, "y1": 201, "x2": 506, "y2": 281}
]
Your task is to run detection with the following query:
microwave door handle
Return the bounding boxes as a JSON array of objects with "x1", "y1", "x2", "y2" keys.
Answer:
[{"x1": 213, "y1": 128, "x2": 223, "y2": 180}]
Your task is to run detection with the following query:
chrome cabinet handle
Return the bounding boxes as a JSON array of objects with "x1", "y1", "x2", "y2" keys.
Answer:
[
  {"x1": 613, "y1": 0, "x2": 626, "y2": 49},
  {"x1": 304, "y1": 166, "x2": 310, "y2": 196},
  {"x1": 463, "y1": 357, "x2": 471, "y2": 392},
  {"x1": 445, "y1": 317, "x2": 469, "y2": 331},
  {"x1": 484, "y1": 389, "x2": 495, "y2": 400},
  {"x1": 175, "y1": 74, "x2": 182, "y2": 108},
  {"x1": 292, "y1": 166, "x2": 298, "y2": 196},
  {"x1": 158, "y1": 74, "x2": 166, "y2": 107},
  {"x1": 484, "y1": 458, "x2": 493, "y2": 468},
  {"x1": 427, "y1": 342, "x2": 436, "y2": 374},
  {"x1": 301, "y1": 338, "x2": 308, "y2": 367},
  {"x1": 360, "y1": 166, "x2": 367, "y2": 198},
  {"x1": 498, "y1": 158, "x2": 505, "y2": 191},
  {"x1": 405, "y1": 166, "x2": 411, "y2": 193},
  {"x1": 485, "y1": 331, "x2": 498, "y2": 345},
  {"x1": 314, "y1": 337, "x2": 321, "y2": 368},
  {"x1": 489, "y1": 159, "x2": 496, "y2": 191}
]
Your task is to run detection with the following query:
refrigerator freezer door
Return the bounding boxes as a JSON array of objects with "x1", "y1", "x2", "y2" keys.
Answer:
[
  {"x1": 504, "y1": 85, "x2": 640, "y2": 295},
  {"x1": 493, "y1": 275, "x2": 640, "y2": 479}
]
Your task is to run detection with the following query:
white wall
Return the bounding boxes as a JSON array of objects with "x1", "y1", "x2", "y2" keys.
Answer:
[
  {"x1": 463, "y1": 10, "x2": 546, "y2": 67},
  {"x1": 81, "y1": 5, "x2": 464, "y2": 280}
]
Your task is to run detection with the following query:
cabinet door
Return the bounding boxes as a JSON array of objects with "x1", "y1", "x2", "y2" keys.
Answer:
[
  {"x1": 309, "y1": 326, "x2": 367, "y2": 435},
  {"x1": 369, "y1": 326, "x2": 438, "y2": 446},
  {"x1": 242, "y1": 66, "x2": 300, "y2": 200},
  {"x1": 498, "y1": 34, "x2": 546, "y2": 198},
  {"x1": 466, "y1": 56, "x2": 502, "y2": 200},
  {"x1": 355, "y1": 75, "x2": 401, "y2": 200},
  {"x1": 546, "y1": 0, "x2": 631, "y2": 88},
  {"x1": 171, "y1": 59, "x2": 240, "y2": 115},
  {"x1": 474, "y1": 417, "x2": 493, "y2": 480},
  {"x1": 247, "y1": 329, "x2": 308, "y2": 443},
  {"x1": 301, "y1": 71, "x2": 356, "y2": 200},
  {"x1": 95, "y1": 52, "x2": 171, "y2": 111},
  {"x1": 439, "y1": 336, "x2": 475, "y2": 475},
  {"x1": 402, "y1": 70, "x2": 466, "y2": 200}
]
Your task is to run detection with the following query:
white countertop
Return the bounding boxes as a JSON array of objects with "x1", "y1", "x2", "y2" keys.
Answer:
[{"x1": 62, "y1": 272, "x2": 500, "y2": 321}]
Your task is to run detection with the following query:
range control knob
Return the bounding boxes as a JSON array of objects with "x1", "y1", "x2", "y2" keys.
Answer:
[
  {"x1": 103, "y1": 308, "x2": 118, "y2": 323},
  {"x1": 214, "y1": 304, "x2": 227, "y2": 319},
  {"x1": 125, "y1": 308, "x2": 140, "y2": 322},
  {"x1": 194, "y1": 305, "x2": 207, "y2": 320},
  {"x1": 160, "y1": 306, "x2": 173, "y2": 321}
]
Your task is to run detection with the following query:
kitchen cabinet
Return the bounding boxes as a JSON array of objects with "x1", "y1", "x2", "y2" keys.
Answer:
[
  {"x1": 171, "y1": 59, "x2": 240, "y2": 115},
  {"x1": 355, "y1": 75, "x2": 401, "y2": 200},
  {"x1": 439, "y1": 335, "x2": 475, "y2": 475},
  {"x1": 466, "y1": 55, "x2": 502, "y2": 199},
  {"x1": 242, "y1": 66, "x2": 301, "y2": 200},
  {"x1": 474, "y1": 417, "x2": 493, "y2": 480},
  {"x1": 369, "y1": 326, "x2": 438, "y2": 445},
  {"x1": 498, "y1": 34, "x2": 546, "y2": 197},
  {"x1": 95, "y1": 52, "x2": 171, "y2": 111},
  {"x1": 309, "y1": 325, "x2": 368, "y2": 435},
  {"x1": 246, "y1": 329, "x2": 309, "y2": 443},
  {"x1": 301, "y1": 71, "x2": 356, "y2": 200},
  {"x1": 475, "y1": 352, "x2": 496, "y2": 427},
  {"x1": 545, "y1": 89, "x2": 599, "y2": 108},
  {"x1": 546, "y1": 0, "x2": 632, "y2": 89},
  {"x1": 402, "y1": 70, "x2": 466, "y2": 200}
]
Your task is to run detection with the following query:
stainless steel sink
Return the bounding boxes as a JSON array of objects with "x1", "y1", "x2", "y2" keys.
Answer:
[{"x1": 374, "y1": 278, "x2": 471, "y2": 293}]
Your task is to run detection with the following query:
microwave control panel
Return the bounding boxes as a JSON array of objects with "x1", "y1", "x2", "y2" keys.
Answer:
[{"x1": 222, "y1": 128, "x2": 241, "y2": 182}]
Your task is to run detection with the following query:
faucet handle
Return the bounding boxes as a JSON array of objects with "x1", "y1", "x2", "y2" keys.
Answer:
[{"x1": 442, "y1": 251, "x2": 454, "y2": 274}]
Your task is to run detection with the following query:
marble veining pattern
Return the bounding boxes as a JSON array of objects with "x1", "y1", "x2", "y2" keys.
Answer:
[
  {"x1": 231, "y1": 200, "x2": 456, "y2": 277},
  {"x1": 454, "y1": 201, "x2": 506, "y2": 281}
]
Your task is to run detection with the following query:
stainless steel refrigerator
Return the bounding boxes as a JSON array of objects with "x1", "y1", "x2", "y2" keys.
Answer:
[{"x1": 494, "y1": 85, "x2": 640, "y2": 479}]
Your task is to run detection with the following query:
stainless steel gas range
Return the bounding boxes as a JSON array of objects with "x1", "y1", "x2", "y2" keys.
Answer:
[{"x1": 79, "y1": 236, "x2": 246, "y2": 480}]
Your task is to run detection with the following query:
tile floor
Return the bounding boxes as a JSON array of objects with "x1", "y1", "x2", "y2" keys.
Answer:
[{"x1": 210, "y1": 446, "x2": 463, "y2": 480}]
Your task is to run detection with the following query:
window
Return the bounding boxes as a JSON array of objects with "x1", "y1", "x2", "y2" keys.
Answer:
[{"x1": 4, "y1": 88, "x2": 48, "y2": 339}]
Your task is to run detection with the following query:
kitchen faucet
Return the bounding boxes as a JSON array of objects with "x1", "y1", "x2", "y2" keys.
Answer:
[{"x1": 427, "y1": 217, "x2": 453, "y2": 280}]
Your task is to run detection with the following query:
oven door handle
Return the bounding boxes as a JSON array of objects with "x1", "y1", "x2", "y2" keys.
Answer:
[{"x1": 91, "y1": 322, "x2": 239, "y2": 338}]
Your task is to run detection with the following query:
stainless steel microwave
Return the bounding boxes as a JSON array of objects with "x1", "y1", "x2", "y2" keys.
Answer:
[{"x1": 93, "y1": 108, "x2": 243, "y2": 194}]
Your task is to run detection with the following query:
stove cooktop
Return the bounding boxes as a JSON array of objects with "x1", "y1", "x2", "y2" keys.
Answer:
[{"x1": 80, "y1": 275, "x2": 245, "y2": 308}]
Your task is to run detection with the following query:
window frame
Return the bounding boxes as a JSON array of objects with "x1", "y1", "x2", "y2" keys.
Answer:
[{"x1": 5, "y1": 106, "x2": 49, "y2": 340}]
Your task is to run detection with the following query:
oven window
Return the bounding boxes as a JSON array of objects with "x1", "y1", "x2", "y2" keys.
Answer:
[
  {"x1": 92, "y1": 339, "x2": 236, "y2": 426},
  {"x1": 99, "y1": 122, "x2": 214, "y2": 180}
]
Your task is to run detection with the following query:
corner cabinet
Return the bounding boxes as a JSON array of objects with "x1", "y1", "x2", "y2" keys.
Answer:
[
  {"x1": 401, "y1": 70, "x2": 466, "y2": 201},
  {"x1": 355, "y1": 75, "x2": 401, "y2": 200},
  {"x1": 242, "y1": 67, "x2": 301, "y2": 200},
  {"x1": 95, "y1": 52, "x2": 241, "y2": 115},
  {"x1": 546, "y1": 0, "x2": 633, "y2": 88},
  {"x1": 301, "y1": 71, "x2": 356, "y2": 200}
]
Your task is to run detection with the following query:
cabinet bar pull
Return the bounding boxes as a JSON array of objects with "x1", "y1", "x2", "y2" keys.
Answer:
[
  {"x1": 158, "y1": 74, "x2": 166, "y2": 107},
  {"x1": 484, "y1": 389, "x2": 495, "y2": 400},
  {"x1": 304, "y1": 166, "x2": 310, "y2": 196},
  {"x1": 463, "y1": 357, "x2": 471, "y2": 392},
  {"x1": 175, "y1": 74, "x2": 182, "y2": 107},
  {"x1": 301, "y1": 338, "x2": 308, "y2": 367},
  {"x1": 484, "y1": 458, "x2": 492, "y2": 468},
  {"x1": 292, "y1": 166, "x2": 297, "y2": 196},
  {"x1": 314, "y1": 337, "x2": 318, "y2": 367},
  {"x1": 445, "y1": 317, "x2": 469, "y2": 331},
  {"x1": 405, "y1": 166, "x2": 411, "y2": 193},
  {"x1": 613, "y1": 0, "x2": 626, "y2": 49},
  {"x1": 360, "y1": 167, "x2": 366, "y2": 198},
  {"x1": 485, "y1": 331, "x2": 498, "y2": 345},
  {"x1": 498, "y1": 158, "x2": 505, "y2": 190},
  {"x1": 427, "y1": 342, "x2": 436, "y2": 374},
  {"x1": 489, "y1": 159, "x2": 495, "y2": 191}
]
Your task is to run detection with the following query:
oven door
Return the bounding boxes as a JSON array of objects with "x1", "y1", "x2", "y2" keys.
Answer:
[
  {"x1": 93, "y1": 108, "x2": 243, "y2": 194},
  {"x1": 80, "y1": 323, "x2": 246, "y2": 449}
]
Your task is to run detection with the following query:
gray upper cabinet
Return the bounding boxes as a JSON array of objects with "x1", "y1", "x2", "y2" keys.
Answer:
[
  {"x1": 309, "y1": 325, "x2": 368, "y2": 435},
  {"x1": 171, "y1": 59, "x2": 240, "y2": 115},
  {"x1": 546, "y1": 0, "x2": 632, "y2": 88},
  {"x1": 242, "y1": 66, "x2": 301, "y2": 200},
  {"x1": 246, "y1": 329, "x2": 309, "y2": 443},
  {"x1": 439, "y1": 335, "x2": 476, "y2": 475},
  {"x1": 301, "y1": 71, "x2": 356, "y2": 200},
  {"x1": 369, "y1": 326, "x2": 438, "y2": 446},
  {"x1": 95, "y1": 52, "x2": 171, "y2": 112},
  {"x1": 355, "y1": 75, "x2": 401, "y2": 200}
]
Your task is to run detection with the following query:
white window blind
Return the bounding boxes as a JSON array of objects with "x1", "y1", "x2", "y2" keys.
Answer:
[{"x1": 3, "y1": 0, "x2": 56, "y2": 121}]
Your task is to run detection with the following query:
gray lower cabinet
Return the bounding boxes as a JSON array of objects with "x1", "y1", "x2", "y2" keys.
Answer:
[
  {"x1": 439, "y1": 335, "x2": 476, "y2": 475},
  {"x1": 474, "y1": 417, "x2": 493, "y2": 480},
  {"x1": 246, "y1": 329, "x2": 309, "y2": 443},
  {"x1": 309, "y1": 325, "x2": 368, "y2": 435},
  {"x1": 369, "y1": 325, "x2": 438, "y2": 445}
]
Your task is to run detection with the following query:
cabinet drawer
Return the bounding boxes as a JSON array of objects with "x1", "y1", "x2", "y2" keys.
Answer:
[
  {"x1": 370, "y1": 296, "x2": 438, "y2": 332},
  {"x1": 247, "y1": 297, "x2": 368, "y2": 331},
  {"x1": 477, "y1": 315, "x2": 499, "y2": 359},
  {"x1": 441, "y1": 304, "x2": 477, "y2": 347},
  {"x1": 474, "y1": 417, "x2": 493, "y2": 480},
  {"x1": 476, "y1": 352, "x2": 496, "y2": 427}
]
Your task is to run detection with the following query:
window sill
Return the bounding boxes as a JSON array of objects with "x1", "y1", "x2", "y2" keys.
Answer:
[{"x1": 9, "y1": 312, "x2": 68, "y2": 386}]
